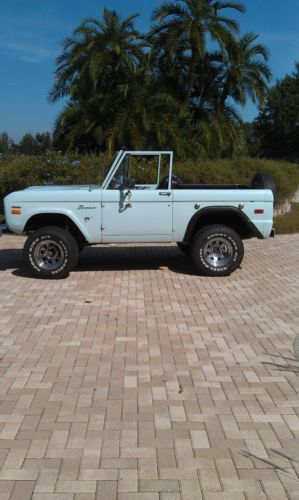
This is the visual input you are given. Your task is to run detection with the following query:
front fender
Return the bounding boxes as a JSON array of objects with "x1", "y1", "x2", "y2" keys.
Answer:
[
  {"x1": 29, "y1": 207, "x2": 89, "y2": 235},
  {"x1": 4, "y1": 188, "x2": 103, "y2": 243},
  {"x1": 8, "y1": 206, "x2": 99, "y2": 244}
]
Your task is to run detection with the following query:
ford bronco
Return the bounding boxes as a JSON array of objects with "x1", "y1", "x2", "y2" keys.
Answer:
[{"x1": 2, "y1": 150, "x2": 275, "y2": 278}]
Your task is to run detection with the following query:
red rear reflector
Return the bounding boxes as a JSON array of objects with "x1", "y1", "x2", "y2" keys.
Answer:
[{"x1": 254, "y1": 209, "x2": 264, "y2": 214}]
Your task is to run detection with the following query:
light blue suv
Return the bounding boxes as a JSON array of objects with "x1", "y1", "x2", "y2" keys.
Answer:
[{"x1": 3, "y1": 150, "x2": 275, "y2": 278}]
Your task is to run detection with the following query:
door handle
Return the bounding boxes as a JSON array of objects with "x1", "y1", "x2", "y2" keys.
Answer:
[{"x1": 159, "y1": 192, "x2": 171, "y2": 196}]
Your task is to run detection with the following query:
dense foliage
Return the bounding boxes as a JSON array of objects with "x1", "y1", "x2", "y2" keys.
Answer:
[
  {"x1": 50, "y1": 1, "x2": 271, "y2": 156},
  {"x1": 0, "y1": 132, "x2": 52, "y2": 155},
  {"x1": 1, "y1": 152, "x2": 298, "y2": 213},
  {"x1": 253, "y1": 63, "x2": 299, "y2": 162}
]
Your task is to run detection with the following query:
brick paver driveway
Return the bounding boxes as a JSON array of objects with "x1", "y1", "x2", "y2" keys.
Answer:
[{"x1": 0, "y1": 234, "x2": 299, "y2": 500}]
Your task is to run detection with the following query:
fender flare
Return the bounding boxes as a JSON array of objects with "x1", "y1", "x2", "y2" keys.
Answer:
[
  {"x1": 23, "y1": 210, "x2": 89, "y2": 241},
  {"x1": 183, "y1": 206, "x2": 264, "y2": 243}
]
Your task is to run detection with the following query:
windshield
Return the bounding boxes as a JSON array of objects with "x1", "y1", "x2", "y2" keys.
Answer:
[{"x1": 100, "y1": 151, "x2": 123, "y2": 187}]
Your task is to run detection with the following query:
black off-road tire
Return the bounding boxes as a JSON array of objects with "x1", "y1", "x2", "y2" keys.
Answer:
[
  {"x1": 23, "y1": 226, "x2": 79, "y2": 279},
  {"x1": 190, "y1": 225, "x2": 244, "y2": 277}
]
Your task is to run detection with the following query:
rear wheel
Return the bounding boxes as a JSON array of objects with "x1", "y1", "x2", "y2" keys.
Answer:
[
  {"x1": 190, "y1": 225, "x2": 244, "y2": 277},
  {"x1": 23, "y1": 226, "x2": 79, "y2": 279}
]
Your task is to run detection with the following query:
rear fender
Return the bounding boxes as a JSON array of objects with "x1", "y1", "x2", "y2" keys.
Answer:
[{"x1": 183, "y1": 206, "x2": 264, "y2": 243}]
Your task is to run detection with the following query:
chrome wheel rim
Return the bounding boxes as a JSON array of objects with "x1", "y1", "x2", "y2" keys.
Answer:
[
  {"x1": 203, "y1": 237, "x2": 233, "y2": 268},
  {"x1": 34, "y1": 239, "x2": 64, "y2": 270}
]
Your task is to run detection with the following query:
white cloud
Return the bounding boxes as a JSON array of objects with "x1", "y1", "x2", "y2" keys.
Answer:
[
  {"x1": 0, "y1": 39, "x2": 56, "y2": 63},
  {"x1": 0, "y1": 20, "x2": 58, "y2": 64}
]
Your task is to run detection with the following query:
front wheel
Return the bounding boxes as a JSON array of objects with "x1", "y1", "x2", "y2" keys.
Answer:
[
  {"x1": 190, "y1": 225, "x2": 244, "y2": 277},
  {"x1": 23, "y1": 226, "x2": 79, "y2": 279}
]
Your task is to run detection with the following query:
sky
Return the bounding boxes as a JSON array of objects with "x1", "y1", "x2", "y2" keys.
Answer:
[{"x1": 0, "y1": 0, "x2": 298, "y2": 142}]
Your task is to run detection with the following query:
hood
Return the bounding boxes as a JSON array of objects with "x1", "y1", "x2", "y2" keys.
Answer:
[
  {"x1": 25, "y1": 184, "x2": 100, "y2": 191},
  {"x1": 4, "y1": 184, "x2": 102, "y2": 205}
]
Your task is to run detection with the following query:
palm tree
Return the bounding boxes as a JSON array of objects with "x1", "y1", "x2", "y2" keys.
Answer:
[
  {"x1": 50, "y1": 8, "x2": 144, "y2": 103},
  {"x1": 50, "y1": 3, "x2": 271, "y2": 158},
  {"x1": 107, "y1": 68, "x2": 187, "y2": 154},
  {"x1": 51, "y1": 8, "x2": 149, "y2": 152},
  {"x1": 150, "y1": 0, "x2": 245, "y2": 101},
  {"x1": 53, "y1": 67, "x2": 187, "y2": 155},
  {"x1": 218, "y1": 33, "x2": 271, "y2": 107}
]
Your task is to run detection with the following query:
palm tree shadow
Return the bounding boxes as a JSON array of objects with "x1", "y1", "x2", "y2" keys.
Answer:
[
  {"x1": 261, "y1": 351, "x2": 299, "y2": 374},
  {"x1": 238, "y1": 450, "x2": 298, "y2": 480},
  {"x1": 1, "y1": 245, "x2": 199, "y2": 278}
]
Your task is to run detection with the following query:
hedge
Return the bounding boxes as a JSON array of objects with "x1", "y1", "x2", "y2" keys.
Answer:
[
  {"x1": 1, "y1": 152, "x2": 298, "y2": 212},
  {"x1": 174, "y1": 157, "x2": 299, "y2": 205}
]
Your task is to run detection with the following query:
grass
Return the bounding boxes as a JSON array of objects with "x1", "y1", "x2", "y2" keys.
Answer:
[{"x1": 274, "y1": 203, "x2": 299, "y2": 234}]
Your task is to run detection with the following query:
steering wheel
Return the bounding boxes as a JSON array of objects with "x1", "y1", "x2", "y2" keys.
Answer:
[{"x1": 111, "y1": 175, "x2": 135, "y2": 190}]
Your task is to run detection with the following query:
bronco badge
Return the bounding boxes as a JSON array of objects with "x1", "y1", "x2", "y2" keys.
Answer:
[{"x1": 77, "y1": 205, "x2": 96, "y2": 210}]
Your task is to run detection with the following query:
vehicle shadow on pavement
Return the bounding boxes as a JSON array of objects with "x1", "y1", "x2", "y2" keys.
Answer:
[
  {"x1": 0, "y1": 248, "x2": 24, "y2": 271},
  {"x1": 0, "y1": 246, "x2": 198, "y2": 277},
  {"x1": 76, "y1": 246, "x2": 195, "y2": 274}
]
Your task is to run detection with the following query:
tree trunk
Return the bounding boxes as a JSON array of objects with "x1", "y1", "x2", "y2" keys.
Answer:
[{"x1": 186, "y1": 47, "x2": 197, "y2": 102}]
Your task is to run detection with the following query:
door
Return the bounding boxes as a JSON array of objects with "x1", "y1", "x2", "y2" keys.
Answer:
[{"x1": 101, "y1": 152, "x2": 173, "y2": 242}]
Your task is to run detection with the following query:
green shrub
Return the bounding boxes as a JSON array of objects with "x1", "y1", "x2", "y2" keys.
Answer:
[
  {"x1": 0, "y1": 152, "x2": 111, "y2": 211},
  {"x1": 1, "y1": 153, "x2": 298, "y2": 212},
  {"x1": 274, "y1": 203, "x2": 299, "y2": 234},
  {"x1": 174, "y1": 157, "x2": 299, "y2": 205}
]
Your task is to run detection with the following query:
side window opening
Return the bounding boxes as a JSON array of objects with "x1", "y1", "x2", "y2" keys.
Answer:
[{"x1": 108, "y1": 154, "x2": 170, "y2": 190}]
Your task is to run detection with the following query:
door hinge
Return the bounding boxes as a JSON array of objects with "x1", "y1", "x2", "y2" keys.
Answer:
[{"x1": 101, "y1": 225, "x2": 105, "y2": 231}]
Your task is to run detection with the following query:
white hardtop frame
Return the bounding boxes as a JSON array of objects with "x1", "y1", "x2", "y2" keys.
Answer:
[{"x1": 102, "y1": 150, "x2": 174, "y2": 190}]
